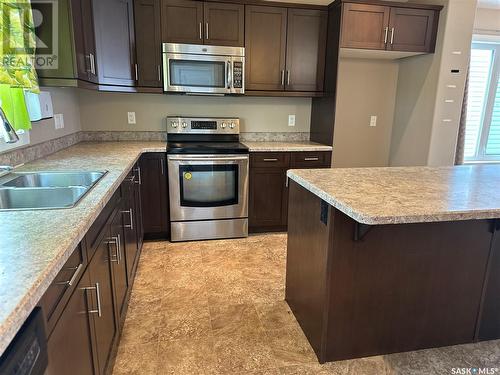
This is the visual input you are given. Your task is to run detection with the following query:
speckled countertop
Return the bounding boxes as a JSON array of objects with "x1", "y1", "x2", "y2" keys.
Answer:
[
  {"x1": 288, "y1": 165, "x2": 500, "y2": 225},
  {"x1": 242, "y1": 141, "x2": 333, "y2": 152},
  {"x1": 0, "y1": 141, "x2": 165, "y2": 356}
]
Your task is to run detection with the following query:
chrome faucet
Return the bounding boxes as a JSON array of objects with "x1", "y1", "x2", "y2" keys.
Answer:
[
  {"x1": 0, "y1": 106, "x2": 19, "y2": 143},
  {"x1": 0, "y1": 166, "x2": 13, "y2": 178}
]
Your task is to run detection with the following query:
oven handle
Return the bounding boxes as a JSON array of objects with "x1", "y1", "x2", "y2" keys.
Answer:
[{"x1": 168, "y1": 156, "x2": 249, "y2": 161}]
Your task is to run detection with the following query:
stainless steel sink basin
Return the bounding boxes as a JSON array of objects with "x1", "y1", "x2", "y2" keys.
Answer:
[
  {"x1": 0, "y1": 187, "x2": 89, "y2": 210},
  {"x1": 2, "y1": 171, "x2": 106, "y2": 188}
]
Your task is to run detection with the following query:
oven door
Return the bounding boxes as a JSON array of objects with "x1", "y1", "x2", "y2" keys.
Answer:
[
  {"x1": 164, "y1": 52, "x2": 231, "y2": 94},
  {"x1": 168, "y1": 154, "x2": 249, "y2": 221}
]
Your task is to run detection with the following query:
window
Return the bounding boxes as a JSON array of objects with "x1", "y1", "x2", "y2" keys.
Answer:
[{"x1": 464, "y1": 42, "x2": 500, "y2": 161}]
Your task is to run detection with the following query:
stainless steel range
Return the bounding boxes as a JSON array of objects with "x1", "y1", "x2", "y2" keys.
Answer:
[{"x1": 166, "y1": 116, "x2": 249, "y2": 242}]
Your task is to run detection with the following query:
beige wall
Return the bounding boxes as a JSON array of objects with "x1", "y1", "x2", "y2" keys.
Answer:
[
  {"x1": 333, "y1": 59, "x2": 399, "y2": 167},
  {"x1": 30, "y1": 87, "x2": 82, "y2": 145},
  {"x1": 78, "y1": 90, "x2": 311, "y2": 133}
]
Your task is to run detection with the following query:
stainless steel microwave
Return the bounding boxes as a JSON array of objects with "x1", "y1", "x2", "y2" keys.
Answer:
[{"x1": 162, "y1": 43, "x2": 245, "y2": 95}]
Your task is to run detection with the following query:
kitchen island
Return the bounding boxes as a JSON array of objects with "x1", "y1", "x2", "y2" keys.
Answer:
[{"x1": 285, "y1": 165, "x2": 500, "y2": 363}]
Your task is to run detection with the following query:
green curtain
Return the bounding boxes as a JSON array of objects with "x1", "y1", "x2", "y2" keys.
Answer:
[{"x1": 0, "y1": 0, "x2": 39, "y2": 131}]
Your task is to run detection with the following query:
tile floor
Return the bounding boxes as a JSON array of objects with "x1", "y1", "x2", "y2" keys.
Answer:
[{"x1": 113, "y1": 233, "x2": 500, "y2": 375}]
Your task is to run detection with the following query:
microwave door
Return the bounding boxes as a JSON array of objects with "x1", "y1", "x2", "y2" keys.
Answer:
[{"x1": 165, "y1": 54, "x2": 230, "y2": 94}]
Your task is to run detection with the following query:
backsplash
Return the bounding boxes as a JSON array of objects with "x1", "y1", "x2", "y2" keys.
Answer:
[{"x1": 0, "y1": 131, "x2": 310, "y2": 166}]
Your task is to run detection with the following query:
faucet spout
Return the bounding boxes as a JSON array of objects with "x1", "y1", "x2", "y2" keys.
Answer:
[{"x1": 0, "y1": 106, "x2": 19, "y2": 143}]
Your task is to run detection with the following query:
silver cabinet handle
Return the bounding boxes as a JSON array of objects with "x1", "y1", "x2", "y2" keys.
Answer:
[
  {"x1": 286, "y1": 70, "x2": 290, "y2": 86},
  {"x1": 116, "y1": 234, "x2": 122, "y2": 263},
  {"x1": 304, "y1": 157, "x2": 319, "y2": 161},
  {"x1": 121, "y1": 209, "x2": 134, "y2": 230},
  {"x1": 157, "y1": 65, "x2": 161, "y2": 81},
  {"x1": 56, "y1": 263, "x2": 83, "y2": 286},
  {"x1": 199, "y1": 22, "x2": 202, "y2": 40},
  {"x1": 107, "y1": 237, "x2": 119, "y2": 263},
  {"x1": 83, "y1": 283, "x2": 102, "y2": 317},
  {"x1": 263, "y1": 158, "x2": 278, "y2": 162},
  {"x1": 160, "y1": 158, "x2": 165, "y2": 175},
  {"x1": 384, "y1": 27, "x2": 388, "y2": 44},
  {"x1": 134, "y1": 166, "x2": 141, "y2": 185},
  {"x1": 89, "y1": 53, "x2": 96, "y2": 75},
  {"x1": 390, "y1": 27, "x2": 395, "y2": 44},
  {"x1": 206, "y1": 22, "x2": 209, "y2": 40},
  {"x1": 281, "y1": 70, "x2": 284, "y2": 86},
  {"x1": 134, "y1": 63, "x2": 138, "y2": 81}
]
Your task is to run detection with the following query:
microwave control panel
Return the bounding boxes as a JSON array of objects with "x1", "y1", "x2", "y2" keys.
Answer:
[{"x1": 233, "y1": 62, "x2": 243, "y2": 89}]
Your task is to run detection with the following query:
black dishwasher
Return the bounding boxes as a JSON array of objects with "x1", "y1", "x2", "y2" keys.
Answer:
[{"x1": 0, "y1": 308, "x2": 48, "y2": 375}]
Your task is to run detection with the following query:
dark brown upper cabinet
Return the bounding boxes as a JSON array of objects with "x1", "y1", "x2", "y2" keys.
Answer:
[
  {"x1": 387, "y1": 7, "x2": 437, "y2": 53},
  {"x1": 286, "y1": 9, "x2": 327, "y2": 92},
  {"x1": 340, "y1": 3, "x2": 390, "y2": 50},
  {"x1": 93, "y1": 0, "x2": 137, "y2": 86},
  {"x1": 340, "y1": 1, "x2": 441, "y2": 53},
  {"x1": 161, "y1": 0, "x2": 244, "y2": 46},
  {"x1": 71, "y1": 0, "x2": 99, "y2": 83},
  {"x1": 203, "y1": 2, "x2": 244, "y2": 46},
  {"x1": 134, "y1": 0, "x2": 162, "y2": 87},
  {"x1": 245, "y1": 5, "x2": 327, "y2": 93}
]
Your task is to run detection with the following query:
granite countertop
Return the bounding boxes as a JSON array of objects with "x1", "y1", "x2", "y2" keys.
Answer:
[
  {"x1": 0, "y1": 141, "x2": 165, "y2": 356},
  {"x1": 287, "y1": 165, "x2": 500, "y2": 225},
  {"x1": 242, "y1": 141, "x2": 333, "y2": 152}
]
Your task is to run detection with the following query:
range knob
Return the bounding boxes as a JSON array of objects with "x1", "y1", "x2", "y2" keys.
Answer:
[
  {"x1": 221, "y1": 122, "x2": 227, "y2": 129},
  {"x1": 171, "y1": 121, "x2": 178, "y2": 128},
  {"x1": 229, "y1": 122, "x2": 236, "y2": 129},
  {"x1": 182, "y1": 122, "x2": 188, "y2": 128}
]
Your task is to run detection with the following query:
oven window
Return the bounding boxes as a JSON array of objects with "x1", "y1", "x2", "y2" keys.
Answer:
[
  {"x1": 179, "y1": 165, "x2": 238, "y2": 207},
  {"x1": 170, "y1": 60, "x2": 226, "y2": 88}
]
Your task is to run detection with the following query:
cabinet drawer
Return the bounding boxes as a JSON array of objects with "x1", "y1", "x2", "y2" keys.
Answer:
[
  {"x1": 290, "y1": 151, "x2": 331, "y2": 168},
  {"x1": 38, "y1": 244, "x2": 86, "y2": 335},
  {"x1": 251, "y1": 152, "x2": 290, "y2": 168}
]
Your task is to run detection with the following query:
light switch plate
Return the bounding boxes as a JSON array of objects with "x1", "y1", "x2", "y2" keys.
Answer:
[
  {"x1": 288, "y1": 114, "x2": 295, "y2": 127},
  {"x1": 54, "y1": 113, "x2": 64, "y2": 129},
  {"x1": 127, "y1": 112, "x2": 136, "y2": 125},
  {"x1": 370, "y1": 115, "x2": 377, "y2": 127}
]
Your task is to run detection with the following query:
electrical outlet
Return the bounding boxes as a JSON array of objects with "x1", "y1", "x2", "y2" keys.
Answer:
[
  {"x1": 54, "y1": 114, "x2": 64, "y2": 129},
  {"x1": 288, "y1": 114, "x2": 296, "y2": 127},
  {"x1": 127, "y1": 112, "x2": 136, "y2": 125},
  {"x1": 369, "y1": 115, "x2": 377, "y2": 127}
]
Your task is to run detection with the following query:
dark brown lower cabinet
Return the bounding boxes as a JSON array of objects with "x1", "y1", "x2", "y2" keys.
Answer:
[
  {"x1": 140, "y1": 153, "x2": 169, "y2": 238},
  {"x1": 121, "y1": 170, "x2": 140, "y2": 281},
  {"x1": 109, "y1": 211, "x2": 129, "y2": 324},
  {"x1": 249, "y1": 151, "x2": 331, "y2": 233},
  {"x1": 45, "y1": 268, "x2": 95, "y2": 375},
  {"x1": 88, "y1": 228, "x2": 118, "y2": 375}
]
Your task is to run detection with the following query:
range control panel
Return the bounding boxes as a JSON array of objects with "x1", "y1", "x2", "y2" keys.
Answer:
[{"x1": 167, "y1": 117, "x2": 240, "y2": 134}]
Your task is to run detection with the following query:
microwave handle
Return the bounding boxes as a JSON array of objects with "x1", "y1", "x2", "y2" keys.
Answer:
[{"x1": 227, "y1": 60, "x2": 232, "y2": 89}]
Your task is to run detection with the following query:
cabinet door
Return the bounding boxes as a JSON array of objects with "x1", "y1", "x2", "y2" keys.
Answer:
[
  {"x1": 203, "y1": 2, "x2": 244, "y2": 47},
  {"x1": 71, "y1": 0, "x2": 98, "y2": 82},
  {"x1": 285, "y1": 9, "x2": 327, "y2": 92},
  {"x1": 121, "y1": 175, "x2": 139, "y2": 280},
  {"x1": 245, "y1": 5, "x2": 287, "y2": 91},
  {"x1": 249, "y1": 167, "x2": 288, "y2": 231},
  {"x1": 139, "y1": 153, "x2": 169, "y2": 237},
  {"x1": 93, "y1": 0, "x2": 136, "y2": 86},
  {"x1": 161, "y1": 0, "x2": 203, "y2": 44},
  {"x1": 109, "y1": 210, "x2": 129, "y2": 323},
  {"x1": 134, "y1": 0, "x2": 162, "y2": 87},
  {"x1": 88, "y1": 229, "x2": 117, "y2": 375},
  {"x1": 340, "y1": 3, "x2": 390, "y2": 50},
  {"x1": 387, "y1": 7, "x2": 437, "y2": 53},
  {"x1": 45, "y1": 268, "x2": 95, "y2": 375}
]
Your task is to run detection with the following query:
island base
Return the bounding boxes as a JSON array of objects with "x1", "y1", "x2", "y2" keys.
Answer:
[{"x1": 285, "y1": 181, "x2": 500, "y2": 363}]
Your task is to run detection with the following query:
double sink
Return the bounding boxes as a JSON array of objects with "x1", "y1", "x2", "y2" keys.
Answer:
[{"x1": 0, "y1": 171, "x2": 107, "y2": 210}]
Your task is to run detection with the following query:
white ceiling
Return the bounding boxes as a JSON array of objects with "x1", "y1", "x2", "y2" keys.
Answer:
[{"x1": 478, "y1": 0, "x2": 500, "y2": 9}]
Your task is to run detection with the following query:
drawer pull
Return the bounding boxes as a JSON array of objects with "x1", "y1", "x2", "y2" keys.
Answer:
[
  {"x1": 263, "y1": 158, "x2": 278, "y2": 162},
  {"x1": 56, "y1": 263, "x2": 83, "y2": 287},
  {"x1": 121, "y1": 208, "x2": 134, "y2": 230},
  {"x1": 304, "y1": 157, "x2": 319, "y2": 161},
  {"x1": 83, "y1": 283, "x2": 102, "y2": 317},
  {"x1": 107, "y1": 236, "x2": 121, "y2": 264}
]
